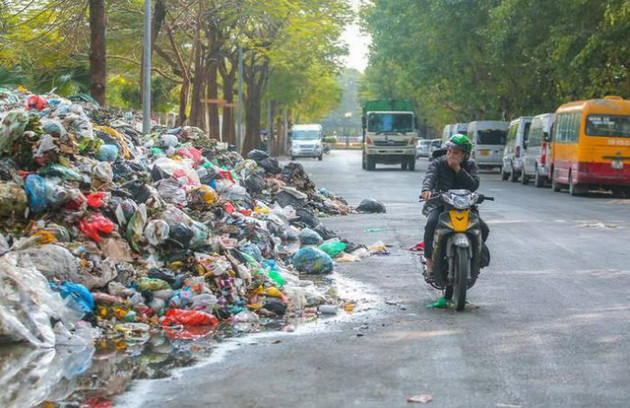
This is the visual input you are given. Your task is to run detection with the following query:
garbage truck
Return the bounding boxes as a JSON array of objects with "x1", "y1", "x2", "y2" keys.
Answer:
[{"x1": 361, "y1": 100, "x2": 418, "y2": 171}]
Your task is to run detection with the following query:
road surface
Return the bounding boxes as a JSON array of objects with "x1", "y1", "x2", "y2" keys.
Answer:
[{"x1": 119, "y1": 150, "x2": 630, "y2": 408}]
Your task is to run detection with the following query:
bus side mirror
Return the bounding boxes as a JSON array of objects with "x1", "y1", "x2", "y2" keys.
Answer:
[
  {"x1": 543, "y1": 132, "x2": 550, "y2": 142},
  {"x1": 361, "y1": 116, "x2": 366, "y2": 129}
]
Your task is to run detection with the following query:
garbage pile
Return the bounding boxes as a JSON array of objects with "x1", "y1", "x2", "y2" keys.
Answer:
[{"x1": 0, "y1": 88, "x2": 377, "y2": 349}]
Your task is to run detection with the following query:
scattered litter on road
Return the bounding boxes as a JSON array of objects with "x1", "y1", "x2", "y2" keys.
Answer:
[
  {"x1": 356, "y1": 198, "x2": 387, "y2": 213},
  {"x1": 407, "y1": 393, "x2": 433, "y2": 403}
]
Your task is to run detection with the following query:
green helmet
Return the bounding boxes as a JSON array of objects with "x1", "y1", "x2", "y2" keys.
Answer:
[{"x1": 446, "y1": 133, "x2": 473, "y2": 154}]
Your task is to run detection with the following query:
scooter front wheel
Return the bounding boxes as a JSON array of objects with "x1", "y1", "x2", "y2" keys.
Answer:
[{"x1": 453, "y1": 247, "x2": 470, "y2": 311}]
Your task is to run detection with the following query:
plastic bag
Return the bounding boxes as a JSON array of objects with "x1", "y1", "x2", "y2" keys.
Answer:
[
  {"x1": 162, "y1": 309, "x2": 219, "y2": 327},
  {"x1": 86, "y1": 191, "x2": 109, "y2": 208},
  {"x1": 0, "y1": 181, "x2": 27, "y2": 218},
  {"x1": 49, "y1": 282, "x2": 94, "y2": 314},
  {"x1": 299, "y1": 228, "x2": 323, "y2": 246},
  {"x1": 240, "y1": 242, "x2": 263, "y2": 263},
  {"x1": 144, "y1": 219, "x2": 170, "y2": 246},
  {"x1": 188, "y1": 184, "x2": 218, "y2": 206},
  {"x1": 155, "y1": 177, "x2": 187, "y2": 206},
  {"x1": 138, "y1": 277, "x2": 172, "y2": 291},
  {"x1": 246, "y1": 149, "x2": 269, "y2": 162},
  {"x1": 24, "y1": 175, "x2": 50, "y2": 213},
  {"x1": 126, "y1": 204, "x2": 147, "y2": 252},
  {"x1": 356, "y1": 198, "x2": 387, "y2": 213},
  {"x1": 292, "y1": 247, "x2": 334, "y2": 275},
  {"x1": 319, "y1": 241, "x2": 347, "y2": 258},
  {"x1": 79, "y1": 213, "x2": 115, "y2": 242},
  {"x1": 0, "y1": 253, "x2": 78, "y2": 348},
  {"x1": 14, "y1": 244, "x2": 81, "y2": 283},
  {"x1": 96, "y1": 144, "x2": 119, "y2": 162}
]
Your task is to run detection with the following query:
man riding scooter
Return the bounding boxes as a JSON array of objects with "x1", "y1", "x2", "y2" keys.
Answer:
[{"x1": 420, "y1": 134, "x2": 490, "y2": 280}]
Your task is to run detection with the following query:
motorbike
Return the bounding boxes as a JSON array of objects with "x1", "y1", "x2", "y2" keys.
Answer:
[
  {"x1": 323, "y1": 144, "x2": 331, "y2": 154},
  {"x1": 421, "y1": 189, "x2": 493, "y2": 311}
]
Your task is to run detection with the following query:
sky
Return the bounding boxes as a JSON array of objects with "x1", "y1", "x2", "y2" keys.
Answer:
[{"x1": 341, "y1": 0, "x2": 371, "y2": 72}]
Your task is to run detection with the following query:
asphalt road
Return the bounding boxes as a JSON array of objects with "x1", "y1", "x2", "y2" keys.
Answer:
[{"x1": 120, "y1": 150, "x2": 630, "y2": 408}]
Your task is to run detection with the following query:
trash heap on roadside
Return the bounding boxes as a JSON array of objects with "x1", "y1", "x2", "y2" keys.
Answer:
[{"x1": 0, "y1": 88, "x2": 381, "y2": 349}]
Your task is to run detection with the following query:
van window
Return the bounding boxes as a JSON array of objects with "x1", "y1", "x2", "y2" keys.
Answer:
[
  {"x1": 523, "y1": 122, "x2": 531, "y2": 143},
  {"x1": 507, "y1": 123, "x2": 518, "y2": 144},
  {"x1": 586, "y1": 114, "x2": 630, "y2": 138},
  {"x1": 529, "y1": 122, "x2": 543, "y2": 147},
  {"x1": 477, "y1": 129, "x2": 506, "y2": 145}
]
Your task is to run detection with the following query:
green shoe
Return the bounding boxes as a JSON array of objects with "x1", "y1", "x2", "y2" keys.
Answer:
[{"x1": 427, "y1": 296, "x2": 453, "y2": 309}]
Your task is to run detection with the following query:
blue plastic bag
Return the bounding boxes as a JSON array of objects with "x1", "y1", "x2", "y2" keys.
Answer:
[
  {"x1": 24, "y1": 175, "x2": 48, "y2": 213},
  {"x1": 292, "y1": 247, "x2": 334, "y2": 275},
  {"x1": 96, "y1": 144, "x2": 119, "y2": 162},
  {"x1": 50, "y1": 282, "x2": 95, "y2": 314}
]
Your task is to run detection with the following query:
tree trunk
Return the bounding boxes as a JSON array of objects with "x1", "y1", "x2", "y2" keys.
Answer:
[
  {"x1": 222, "y1": 75, "x2": 235, "y2": 144},
  {"x1": 189, "y1": 46, "x2": 207, "y2": 129},
  {"x1": 177, "y1": 79, "x2": 190, "y2": 126},
  {"x1": 89, "y1": 0, "x2": 107, "y2": 106},
  {"x1": 243, "y1": 85, "x2": 262, "y2": 154},
  {"x1": 207, "y1": 63, "x2": 220, "y2": 138}
]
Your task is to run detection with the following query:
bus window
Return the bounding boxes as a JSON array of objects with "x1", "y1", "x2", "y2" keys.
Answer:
[{"x1": 586, "y1": 115, "x2": 630, "y2": 138}]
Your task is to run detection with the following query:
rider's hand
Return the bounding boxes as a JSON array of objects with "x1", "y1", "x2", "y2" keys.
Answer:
[{"x1": 421, "y1": 190, "x2": 432, "y2": 200}]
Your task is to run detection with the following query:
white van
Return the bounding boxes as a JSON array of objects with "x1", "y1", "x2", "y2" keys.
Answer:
[
  {"x1": 522, "y1": 113, "x2": 555, "y2": 187},
  {"x1": 290, "y1": 124, "x2": 324, "y2": 161},
  {"x1": 442, "y1": 123, "x2": 468, "y2": 141},
  {"x1": 502, "y1": 117, "x2": 532, "y2": 182},
  {"x1": 441, "y1": 124, "x2": 452, "y2": 141},
  {"x1": 467, "y1": 121, "x2": 508, "y2": 170}
]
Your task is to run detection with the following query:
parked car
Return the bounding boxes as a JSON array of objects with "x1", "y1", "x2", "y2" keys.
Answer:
[
  {"x1": 502, "y1": 117, "x2": 532, "y2": 182},
  {"x1": 468, "y1": 120, "x2": 508, "y2": 170},
  {"x1": 522, "y1": 113, "x2": 555, "y2": 187},
  {"x1": 416, "y1": 139, "x2": 431, "y2": 158},
  {"x1": 428, "y1": 138, "x2": 443, "y2": 160}
]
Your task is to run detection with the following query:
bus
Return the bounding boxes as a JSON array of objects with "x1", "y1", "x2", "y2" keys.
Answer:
[{"x1": 550, "y1": 96, "x2": 630, "y2": 196}]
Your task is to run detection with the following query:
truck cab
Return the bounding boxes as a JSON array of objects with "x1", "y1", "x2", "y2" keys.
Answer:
[{"x1": 362, "y1": 100, "x2": 418, "y2": 171}]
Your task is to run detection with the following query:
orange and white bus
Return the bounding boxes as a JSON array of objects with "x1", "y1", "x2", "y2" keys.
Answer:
[{"x1": 550, "y1": 96, "x2": 630, "y2": 196}]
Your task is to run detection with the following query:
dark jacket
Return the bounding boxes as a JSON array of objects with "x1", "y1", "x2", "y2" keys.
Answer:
[{"x1": 421, "y1": 156, "x2": 480, "y2": 213}]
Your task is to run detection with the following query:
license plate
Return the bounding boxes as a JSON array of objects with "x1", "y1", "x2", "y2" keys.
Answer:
[
  {"x1": 612, "y1": 160, "x2": 624, "y2": 169},
  {"x1": 479, "y1": 150, "x2": 490, "y2": 156}
]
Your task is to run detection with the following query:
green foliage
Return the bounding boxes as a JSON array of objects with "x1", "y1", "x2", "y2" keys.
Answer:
[{"x1": 361, "y1": 0, "x2": 630, "y2": 129}]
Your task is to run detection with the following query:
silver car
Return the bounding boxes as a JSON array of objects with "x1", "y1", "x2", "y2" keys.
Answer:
[{"x1": 416, "y1": 139, "x2": 431, "y2": 158}]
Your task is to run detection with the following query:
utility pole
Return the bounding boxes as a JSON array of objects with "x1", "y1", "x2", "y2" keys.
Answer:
[
  {"x1": 267, "y1": 99, "x2": 273, "y2": 156},
  {"x1": 236, "y1": 44, "x2": 244, "y2": 152},
  {"x1": 142, "y1": 0, "x2": 152, "y2": 135}
]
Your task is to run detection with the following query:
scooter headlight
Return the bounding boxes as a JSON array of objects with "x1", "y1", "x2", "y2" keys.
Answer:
[{"x1": 452, "y1": 195, "x2": 472, "y2": 209}]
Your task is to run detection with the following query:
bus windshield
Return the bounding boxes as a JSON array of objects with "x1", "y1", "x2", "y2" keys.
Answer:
[
  {"x1": 368, "y1": 113, "x2": 414, "y2": 133},
  {"x1": 586, "y1": 115, "x2": 630, "y2": 138},
  {"x1": 292, "y1": 130, "x2": 321, "y2": 140},
  {"x1": 477, "y1": 129, "x2": 507, "y2": 145}
]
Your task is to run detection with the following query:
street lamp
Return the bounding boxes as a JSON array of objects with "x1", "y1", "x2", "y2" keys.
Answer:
[{"x1": 142, "y1": 0, "x2": 151, "y2": 135}]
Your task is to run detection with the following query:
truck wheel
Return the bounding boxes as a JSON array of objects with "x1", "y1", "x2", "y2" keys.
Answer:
[
  {"x1": 318, "y1": 154, "x2": 323, "y2": 161},
  {"x1": 362, "y1": 153, "x2": 366, "y2": 170},
  {"x1": 367, "y1": 156, "x2": 375, "y2": 171},
  {"x1": 401, "y1": 162, "x2": 408, "y2": 170},
  {"x1": 408, "y1": 158, "x2": 416, "y2": 171}
]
